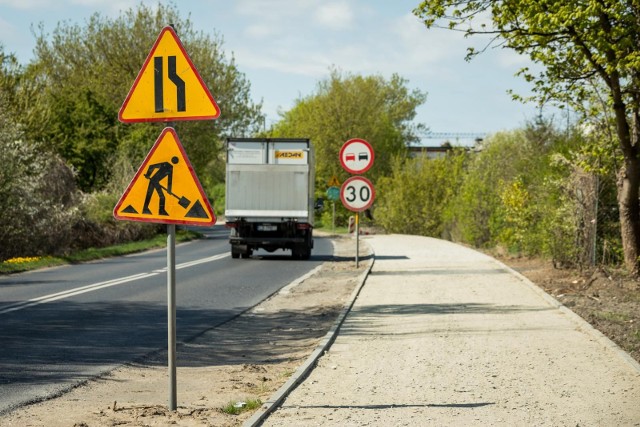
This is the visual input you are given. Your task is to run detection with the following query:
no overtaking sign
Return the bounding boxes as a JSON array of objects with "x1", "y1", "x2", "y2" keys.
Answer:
[{"x1": 340, "y1": 138, "x2": 374, "y2": 175}]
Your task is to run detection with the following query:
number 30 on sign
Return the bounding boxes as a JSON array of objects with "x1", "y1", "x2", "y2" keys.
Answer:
[{"x1": 340, "y1": 176, "x2": 375, "y2": 212}]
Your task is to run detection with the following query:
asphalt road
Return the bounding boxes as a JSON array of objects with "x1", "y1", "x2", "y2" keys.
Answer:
[{"x1": 0, "y1": 225, "x2": 332, "y2": 414}]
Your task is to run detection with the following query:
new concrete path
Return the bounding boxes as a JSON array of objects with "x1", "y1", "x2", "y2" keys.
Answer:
[{"x1": 261, "y1": 234, "x2": 640, "y2": 426}]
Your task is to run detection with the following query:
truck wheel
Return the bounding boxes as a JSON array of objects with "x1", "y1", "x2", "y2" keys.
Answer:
[
  {"x1": 292, "y1": 246, "x2": 310, "y2": 260},
  {"x1": 231, "y1": 245, "x2": 240, "y2": 259},
  {"x1": 241, "y1": 249, "x2": 252, "y2": 259}
]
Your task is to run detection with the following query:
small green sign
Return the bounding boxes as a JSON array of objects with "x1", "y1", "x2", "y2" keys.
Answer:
[{"x1": 326, "y1": 186, "x2": 340, "y2": 201}]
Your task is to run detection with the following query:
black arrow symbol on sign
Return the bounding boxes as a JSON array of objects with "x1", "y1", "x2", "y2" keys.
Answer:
[{"x1": 154, "y1": 55, "x2": 186, "y2": 113}]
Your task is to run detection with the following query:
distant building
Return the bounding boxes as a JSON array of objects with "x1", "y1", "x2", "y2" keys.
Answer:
[
  {"x1": 409, "y1": 136, "x2": 485, "y2": 159},
  {"x1": 408, "y1": 144, "x2": 455, "y2": 159}
]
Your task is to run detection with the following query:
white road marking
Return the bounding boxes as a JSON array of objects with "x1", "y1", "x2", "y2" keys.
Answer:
[{"x1": 0, "y1": 253, "x2": 230, "y2": 315}]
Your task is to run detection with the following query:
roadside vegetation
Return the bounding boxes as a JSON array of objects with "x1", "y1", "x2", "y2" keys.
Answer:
[
  {"x1": 0, "y1": 229, "x2": 199, "y2": 274},
  {"x1": 0, "y1": 3, "x2": 259, "y2": 263},
  {"x1": 375, "y1": 120, "x2": 618, "y2": 269},
  {"x1": 219, "y1": 398, "x2": 262, "y2": 416}
]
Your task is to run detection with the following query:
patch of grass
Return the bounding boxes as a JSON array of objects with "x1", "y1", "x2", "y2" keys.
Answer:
[
  {"x1": 220, "y1": 398, "x2": 262, "y2": 415},
  {"x1": 623, "y1": 291, "x2": 640, "y2": 303},
  {"x1": 0, "y1": 229, "x2": 201, "y2": 275},
  {"x1": 593, "y1": 310, "x2": 632, "y2": 324},
  {"x1": 279, "y1": 368, "x2": 296, "y2": 379}
]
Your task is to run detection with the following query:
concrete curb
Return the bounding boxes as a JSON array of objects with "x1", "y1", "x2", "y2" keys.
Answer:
[
  {"x1": 492, "y1": 258, "x2": 640, "y2": 374},
  {"x1": 243, "y1": 240, "x2": 375, "y2": 427}
]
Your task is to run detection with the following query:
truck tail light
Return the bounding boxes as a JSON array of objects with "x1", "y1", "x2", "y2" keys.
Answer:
[
  {"x1": 225, "y1": 222, "x2": 237, "y2": 229},
  {"x1": 296, "y1": 223, "x2": 311, "y2": 230}
]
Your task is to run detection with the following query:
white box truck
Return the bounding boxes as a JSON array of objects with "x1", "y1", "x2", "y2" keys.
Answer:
[{"x1": 224, "y1": 138, "x2": 315, "y2": 259}]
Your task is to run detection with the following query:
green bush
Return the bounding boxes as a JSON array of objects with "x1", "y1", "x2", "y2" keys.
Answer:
[
  {"x1": 376, "y1": 151, "x2": 466, "y2": 237},
  {"x1": 376, "y1": 121, "x2": 602, "y2": 267}
]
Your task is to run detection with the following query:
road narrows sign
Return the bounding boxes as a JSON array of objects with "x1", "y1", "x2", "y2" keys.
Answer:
[
  {"x1": 339, "y1": 138, "x2": 374, "y2": 174},
  {"x1": 340, "y1": 176, "x2": 375, "y2": 212},
  {"x1": 114, "y1": 127, "x2": 216, "y2": 225},
  {"x1": 118, "y1": 26, "x2": 220, "y2": 123}
]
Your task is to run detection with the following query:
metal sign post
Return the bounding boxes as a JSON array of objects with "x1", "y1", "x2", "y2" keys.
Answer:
[
  {"x1": 167, "y1": 224, "x2": 177, "y2": 411},
  {"x1": 332, "y1": 202, "x2": 336, "y2": 235},
  {"x1": 355, "y1": 213, "x2": 360, "y2": 267}
]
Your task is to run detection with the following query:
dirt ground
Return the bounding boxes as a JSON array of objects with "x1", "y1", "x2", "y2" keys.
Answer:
[{"x1": 1, "y1": 235, "x2": 639, "y2": 426}]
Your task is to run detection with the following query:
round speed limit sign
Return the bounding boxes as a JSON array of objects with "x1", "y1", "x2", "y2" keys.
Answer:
[{"x1": 340, "y1": 176, "x2": 375, "y2": 212}]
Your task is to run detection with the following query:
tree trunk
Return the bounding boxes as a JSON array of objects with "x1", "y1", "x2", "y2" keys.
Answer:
[
  {"x1": 607, "y1": 71, "x2": 640, "y2": 275},
  {"x1": 617, "y1": 157, "x2": 640, "y2": 276}
]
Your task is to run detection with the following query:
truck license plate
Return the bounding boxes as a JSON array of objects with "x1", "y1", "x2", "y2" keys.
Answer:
[{"x1": 257, "y1": 225, "x2": 277, "y2": 231}]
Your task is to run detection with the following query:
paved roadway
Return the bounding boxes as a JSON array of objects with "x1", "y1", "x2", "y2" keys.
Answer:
[{"x1": 0, "y1": 225, "x2": 332, "y2": 414}]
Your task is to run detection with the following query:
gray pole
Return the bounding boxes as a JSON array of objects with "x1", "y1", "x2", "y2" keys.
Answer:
[
  {"x1": 167, "y1": 224, "x2": 177, "y2": 411},
  {"x1": 332, "y1": 202, "x2": 336, "y2": 235},
  {"x1": 355, "y1": 212, "x2": 360, "y2": 268}
]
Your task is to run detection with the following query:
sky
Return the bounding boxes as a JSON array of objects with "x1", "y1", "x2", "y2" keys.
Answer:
[{"x1": 0, "y1": 0, "x2": 557, "y2": 146}]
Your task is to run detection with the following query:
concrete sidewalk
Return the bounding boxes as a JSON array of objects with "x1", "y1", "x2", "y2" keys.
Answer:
[{"x1": 260, "y1": 234, "x2": 640, "y2": 426}]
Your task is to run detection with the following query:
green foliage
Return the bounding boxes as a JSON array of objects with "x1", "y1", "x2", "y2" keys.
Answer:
[
  {"x1": 2, "y1": 5, "x2": 265, "y2": 259},
  {"x1": 269, "y1": 69, "x2": 426, "y2": 186},
  {"x1": 0, "y1": 85, "x2": 81, "y2": 260},
  {"x1": 220, "y1": 398, "x2": 262, "y2": 415},
  {"x1": 376, "y1": 119, "x2": 609, "y2": 267},
  {"x1": 267, "y1": 69, "x2": 426, "y2": 227},
  {"x1": 30, "y1": 2, "x2": 263, "y2": 193},
  {"x1": 208, "y1": 183, "x2": 226, "y2": 217},
  {"x1": 376, "y1": 151, "x2": 466, "y2": 237},
  {"x1": 414, "y1": 0, "x2": 640, "y2": 273}
]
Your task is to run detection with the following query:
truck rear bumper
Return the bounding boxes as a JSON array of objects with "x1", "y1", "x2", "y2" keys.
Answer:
[{"x1": 229, "y1": 237, "x2": 307, "y2": 245}]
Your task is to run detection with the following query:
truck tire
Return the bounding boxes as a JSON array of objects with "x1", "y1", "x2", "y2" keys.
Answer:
[
  {"x1": 292, "y1": 245, "x2": 311, "y2": 260},
  {"x1": 231, "y1": 245, "x2": 241, "y2": 259}
]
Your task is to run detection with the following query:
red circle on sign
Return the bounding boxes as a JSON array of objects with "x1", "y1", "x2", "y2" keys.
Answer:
[
  {"x1": 339, "y1": 138, "x2": 374, "y2": 174},
  {"x1": 340, "y1": 176, "x2": 375, "y2": 212}
]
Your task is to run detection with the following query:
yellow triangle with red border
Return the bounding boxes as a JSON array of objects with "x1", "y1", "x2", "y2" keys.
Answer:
[
  {"x1": 114, "y1": 127, "x2": 216, "y2": 226},
  {"x1": 118, "y1": 26, "x2": 220, "y2": 123},
  {"x1": 328, "y1": 175, "x2": 341, "y2": 187}
]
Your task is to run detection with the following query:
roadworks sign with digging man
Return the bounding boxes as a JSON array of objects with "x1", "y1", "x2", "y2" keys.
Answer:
[{"x1": 113, "y1": 127, "x2": 216, "y2": 226}]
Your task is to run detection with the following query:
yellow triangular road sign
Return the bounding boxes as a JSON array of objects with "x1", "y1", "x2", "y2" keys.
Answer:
[
  {"x1": 328, "y1": 175, "x2": 341, "y2": 187},
  {"x1": 114, "y1": 127, "x2": 216, "y2": 226},
  {"x1": 118, "y1": 26, "x2": 220, "y2": 123}
]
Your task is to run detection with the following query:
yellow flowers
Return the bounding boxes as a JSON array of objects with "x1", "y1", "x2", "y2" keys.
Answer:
[{"x1": 3, "y1": 256, "x2": 41, "y2": 265}]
